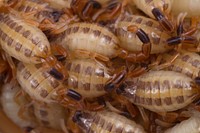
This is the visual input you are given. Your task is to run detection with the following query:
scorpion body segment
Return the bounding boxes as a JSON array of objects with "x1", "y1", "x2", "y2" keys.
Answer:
[
  {"x1": 120, "y1": 70, "x2": 200, "y2": 112},
  {"x1": 73, "y1": 110, "x2": 146, "y2": 133},
  {"x1": 16, "y1": 62, "x2": 85, "y2": 109},
  {"x1": 16, "y1": 62, "x2": 63, "y2": 103},
  {"x1": 0, "y1": 13, "x2": 51, "y2": 64},
  {"x1": 162, "y1": 50, "x2": 200, "y2": 79},
  {"x1": 54, "y1": 22, "x2": 120, "y2": 59},
  {"x1": 115, "y1": 15, "x2": 172, "y2": 54},
  {"x1": 64, "y1": 58, "x2": 112, "y2": 98}
]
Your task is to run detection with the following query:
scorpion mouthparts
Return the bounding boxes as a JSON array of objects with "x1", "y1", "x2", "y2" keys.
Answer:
[
  {"x1": 67, "y1": 89, "x2": 82, "y2": 101},
  {"x1": 195, "y1": 77, "x2": 200, "y2": 85}
]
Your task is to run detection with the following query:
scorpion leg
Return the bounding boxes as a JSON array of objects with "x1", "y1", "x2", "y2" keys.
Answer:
[
  {"x1": 127, "y1": 64, "x2": 148, "y2": 78},
  {"x1": 176, "y1": 13, "x2": 197, "y2": 36},
  {"x1": 41, "y1": 45, "x2": 69, "y2": 81},
  {"x1": 121, "y1": 98, "x2": 138, "y2": 118},
  {"x1": 167, "y1": 13, "x2": 198, "y2": 51},
  {"x1": 38, "y1": 18, "x2": 55, "y2": 31},
  {"x1": 8, "y1": 7, "x2": 40, "y2": 26},
  {"x1": 105, "y1": 64, "x2": 148, "y2": 92},
  {"x1": 107, "y1": 93, "x2": 139, "y2": 118},
  {"x1": 50, "y1": 16, "x2": 79, "y2": 34},
  {"x1": 83, "y1": 98, "x2": 105, "y2": 111},
  {"x1": 118, "y1": 26, "x2": 151, "y2": 62},
  {"x1": 73, "y1": 49, "x2": 110, "y2": 62},
  {"x1": 51, "y1": 44, "x2": 70, "y2": 61},
  {"x1": 39, "y1": 7, "x2": 77, "y2": 34},
  {"x1": 93, "y1": 0, "x2": 128, "y2": 22},
  {"x1": 71, "y1": 0, "x2": 102, "y2": 21},
  {"x1": 2, "y1": 52, "x2": 16, "y2": 79},
  {"x1": 138, "y1": 106, "x2": 150, "y2": 130},
  {"x1": 104, "y1": 66, "x2": 128, "y2": 92},
  {"x1": 158, "y1": 112, "x2": 179, "y2": 123},
  {"x1": 149, "y1": 52, "x2": 180, "y2": 70}
]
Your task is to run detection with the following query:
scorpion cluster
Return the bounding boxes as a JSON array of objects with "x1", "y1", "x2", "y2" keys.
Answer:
[{"x1": 0, "y1": 0, "x2": 200, "y2": 133}]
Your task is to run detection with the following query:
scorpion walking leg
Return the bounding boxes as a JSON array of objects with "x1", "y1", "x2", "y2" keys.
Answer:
[
  {"x1": 104, "y1": 66, "x2": 128, "y2": 92},
  {"x1": 47, "y1": 15, "x2": 79, "y2": 35},
  {"x1": 138, "y1": 106, "x2": 150, "y2": 130},
  {"x1": 93, "y1": 0, "x2": 128, "y2": 22},
  {"x1": 51, "y1": 44, "x2": 70, "y2": 61},
  {"x1": 73, "y1": 49, "x2": 110, "y2": 63},
  {"x1": 167, "y1": 13, "x2": 198, "y2": 51},
  {"x1": 149, "y1": 52, "x2": 180, "y2": 70},
  {"x1": 2, "y1": 52, "x2": 16, "y2": 79}
]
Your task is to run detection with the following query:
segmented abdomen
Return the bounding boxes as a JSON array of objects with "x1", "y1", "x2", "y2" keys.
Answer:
[
  {"x1": 53, "y1": 22, "x2": 120, "y2": 58},
  {"x1": 64, "y1": 58, "x2": 111, "y2": 98},
  {"x1": 123, "y1": 70, "x2": 199, "y2": 112},
  {"x1": 0, "y1": 13, "x2": 51, "y2": 63},
  {"x1": 16, "y1": 62, "x2": 62, "y2": 103}
]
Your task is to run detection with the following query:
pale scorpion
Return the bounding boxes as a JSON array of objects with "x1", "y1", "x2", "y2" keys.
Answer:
[
  {"x1": 52, "y1": 22, "x2": 151, "y2": 63},
  {"x1": 0, "y1": 82, "x2": 37, "y2": 130},
  {"x1": 73, "y1": 110, "x2": 146, "y2": 133},
  {"x1": 115, "y1": 70, "x2": 200, "y2": 113},
  {"x1": 0, "y1": 11, "x2": 69, "y2": 80}
]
